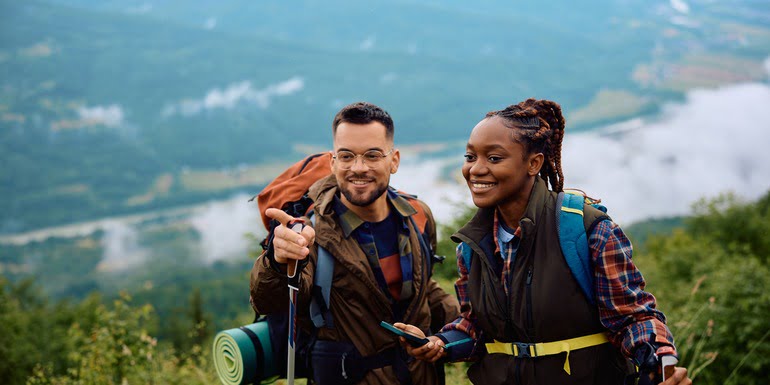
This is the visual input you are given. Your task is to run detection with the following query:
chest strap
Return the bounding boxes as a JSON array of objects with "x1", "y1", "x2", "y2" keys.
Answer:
[{"x1": 485, "y1": 332, "x2": 609, "y2": 375}]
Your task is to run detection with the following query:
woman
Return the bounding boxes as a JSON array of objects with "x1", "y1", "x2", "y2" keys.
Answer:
[{"x1": 395, "y1": 99, "x2": 691, "y2": 385}]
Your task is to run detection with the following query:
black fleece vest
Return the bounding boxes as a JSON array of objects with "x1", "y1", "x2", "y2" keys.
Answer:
[{"x1": 452, "y1": 178, "x2": 632, "y2": 385}]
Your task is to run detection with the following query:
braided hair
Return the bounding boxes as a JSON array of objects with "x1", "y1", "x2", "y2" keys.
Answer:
[{"x1": 486, "y1": 98, "x2": 566, "y2": 192}]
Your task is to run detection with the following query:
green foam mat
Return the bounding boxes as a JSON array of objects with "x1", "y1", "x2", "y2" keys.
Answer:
[{"x1": 212, "y1": 322, "x2": 276, "y2": 385}]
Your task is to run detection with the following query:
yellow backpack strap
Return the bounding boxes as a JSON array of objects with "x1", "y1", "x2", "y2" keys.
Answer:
[{"x1": 485, "y1": 332, "x2": 609, "y2": 375}]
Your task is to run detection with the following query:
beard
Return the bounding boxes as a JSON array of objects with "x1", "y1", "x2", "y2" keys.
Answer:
[{"x1": 339, "y1": 172, "x2": 390, "y2": 207}]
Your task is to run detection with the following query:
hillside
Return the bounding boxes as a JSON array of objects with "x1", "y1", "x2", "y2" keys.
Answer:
[{"x1": 2, "y1": 0, "x2": 769, "y2": 233}]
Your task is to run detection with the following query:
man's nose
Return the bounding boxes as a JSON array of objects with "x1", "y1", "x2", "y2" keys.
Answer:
[{"x1": 349, "y1": 155, "x2": 369, "y2": 172}]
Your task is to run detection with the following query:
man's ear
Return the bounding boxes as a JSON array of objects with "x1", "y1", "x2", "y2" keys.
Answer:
[
  {"x1": 528, "y1": 152, "x2": 544, "y2": 176},
  {"x1": 390, "y1": 149, "x2": 400, "y2": 174}
]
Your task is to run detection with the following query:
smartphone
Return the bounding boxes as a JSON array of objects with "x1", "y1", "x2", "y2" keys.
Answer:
[
  {"x1": 661, "y1": 355, "x2": 678, "y2": 381},
  {"x1": 379, "y1": 321, "x2": 430, "y2": 347}
]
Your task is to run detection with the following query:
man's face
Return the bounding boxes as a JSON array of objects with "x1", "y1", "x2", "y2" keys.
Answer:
[{"x1": 332, "y1": 121, "x2": 399, "y2": 208}]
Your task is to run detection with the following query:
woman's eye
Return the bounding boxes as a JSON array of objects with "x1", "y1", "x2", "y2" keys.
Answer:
[
  {"x1": 464, "y1": 154, "x2": 476, "y2": 162},
  {"x1": 489, "y1": 156, "x2": 502, "y2": 163}
]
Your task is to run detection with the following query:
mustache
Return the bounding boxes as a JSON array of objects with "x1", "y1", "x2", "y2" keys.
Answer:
[{"x1": 345, "y1": 171, "x2": 374, "y2": 180}]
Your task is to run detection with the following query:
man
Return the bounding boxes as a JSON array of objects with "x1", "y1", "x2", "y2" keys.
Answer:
[{"x1": 250, "y1": 102, "x2": 460, "y2": 385}]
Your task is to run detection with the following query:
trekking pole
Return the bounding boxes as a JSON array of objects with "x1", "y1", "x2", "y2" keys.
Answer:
[{"x1": 286, "y1": 219, "x2": 305, "y2": 385}]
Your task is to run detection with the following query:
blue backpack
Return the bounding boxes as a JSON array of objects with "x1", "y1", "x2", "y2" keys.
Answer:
[{"x1": 458, "y1": 190, "x2": 607, "y2": 305}]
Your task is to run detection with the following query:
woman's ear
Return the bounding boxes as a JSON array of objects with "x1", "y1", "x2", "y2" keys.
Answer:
[{"x1": 528, "y1": 152, "x2": 544, "y2": 176}]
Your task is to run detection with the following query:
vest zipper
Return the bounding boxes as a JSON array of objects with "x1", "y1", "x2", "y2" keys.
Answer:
[{"x1": 525, "y1": 268, "x2": 534, "y2": 338}]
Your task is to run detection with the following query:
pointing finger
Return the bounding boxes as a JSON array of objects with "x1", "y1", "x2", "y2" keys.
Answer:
[{"x1": 265, "y1": 208, "x2": 296, "y2": 227}]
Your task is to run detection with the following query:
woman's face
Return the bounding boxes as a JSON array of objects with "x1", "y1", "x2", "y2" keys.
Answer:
[{"x1": 462, "y1": 116, "x2": 542, "y2": 209}]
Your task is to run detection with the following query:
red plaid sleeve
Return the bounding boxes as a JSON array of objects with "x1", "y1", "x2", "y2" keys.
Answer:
[
  {"x1": 590, "y1": 220, "x2": 676, "y2": 358},
  {"x1": 440, "y1": 243, "x2": 480, "y2": 339}
]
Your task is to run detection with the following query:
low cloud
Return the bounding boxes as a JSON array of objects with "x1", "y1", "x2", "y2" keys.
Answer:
[
  {"x1": 394, "y1": 81, "x2": 770, "y2": 227},
  {"x1": 563, "y1": 82, "x2": 770, "y2": 224},
  {"x1": 77, "y1": 104, "x2": 124, "y2": 127},
  {"x1": 392, "y1": 158, "x2": 469, "y2": 229},
  {"x1": 97, "y1": 221, "x2": 148, "y2": 272},
  {"x1": 51, "y1": 104, "x2": 126, "y2": 131},
  {"x1": 360, "y1": 36, "x2": 376, "y2": 51},
  {"x1": 204, "y1": 17, "x2": 217, "y2": 30},
  {"x1": 162, "y1": 77, "x2": 304, "y2": 117},
  {"x1": 19, "y1": 41, "x2": 57, "y2": 58},
  {"x1": 189, "y1": 194, "x2": 265, "y2": 264},
  {"x1": 125, "y1": 3, "x2": 153, "y2": 14}
]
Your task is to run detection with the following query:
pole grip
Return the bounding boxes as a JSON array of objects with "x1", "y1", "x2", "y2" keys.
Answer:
[{"x1": 287, "y1": 220, "x2": 305, "y2": 288}]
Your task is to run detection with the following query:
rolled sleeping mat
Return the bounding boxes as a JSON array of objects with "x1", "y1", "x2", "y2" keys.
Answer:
[{"x1": 212, "y1": 322, "x2": 278, "y2": 385}]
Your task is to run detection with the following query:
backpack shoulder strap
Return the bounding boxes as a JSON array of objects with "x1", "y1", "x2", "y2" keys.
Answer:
[
  {"x1": 459, "y1": 242, "x2": 473, "y2": 271},
  {"x1": 309, "y1": 213, "x2": 334, "y2": 329},
  {"x1": 556, "y1": 191, "x2": 599, "y2": 305},
  {"x1": 397, "y1": 192, "x2": 441, "y2": 278}
]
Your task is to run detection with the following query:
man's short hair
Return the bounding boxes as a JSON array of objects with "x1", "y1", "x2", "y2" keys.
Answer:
[{"x1": 332, "y1": 102, "x2": 394, "y2": 140}]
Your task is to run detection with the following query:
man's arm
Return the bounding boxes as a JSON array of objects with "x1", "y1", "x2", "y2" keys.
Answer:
[
  {"x1": 417, "y1": 200, "x2": 461, "y2": 332},
  {"x1": 249, "y1": 209, "x2": 316, "y2": 315},
  {"x1": 426, "y1": 278, "x2": 460, "y2": 333}
]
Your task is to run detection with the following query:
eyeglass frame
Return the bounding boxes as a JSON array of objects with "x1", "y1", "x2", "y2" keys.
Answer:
[{"x1": 332, "y1": 148, "x2": 395, "y2": 169}]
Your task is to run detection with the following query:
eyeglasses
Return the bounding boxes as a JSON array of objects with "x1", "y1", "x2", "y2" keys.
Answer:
[{"x1": 332, "y1": 149, "x2": 394, "y2": 169}]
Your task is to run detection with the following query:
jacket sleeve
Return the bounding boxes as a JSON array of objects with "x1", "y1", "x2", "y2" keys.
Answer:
[
  {"x1": 426, "y1": 277, "x2": 460, "y2": 334},
  {"x1": 249, "y1": 226, "x2": 317, "y2": 316},
  {"x1": 416, "y1": 199, "x2": 461, "y2": 333}
]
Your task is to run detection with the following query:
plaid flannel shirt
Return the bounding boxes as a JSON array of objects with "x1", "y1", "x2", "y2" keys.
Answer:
[{"x1": 332, "y1": 189, "x2": 417, "y2": 305}]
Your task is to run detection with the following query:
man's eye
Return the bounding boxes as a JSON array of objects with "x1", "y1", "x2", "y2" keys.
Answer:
[
  {"x1": 364, "y1": 152, "x2": 383, "y2": 161},
  {"x1": 337, "y1": 153, "x2": 354, "y2": 161}
]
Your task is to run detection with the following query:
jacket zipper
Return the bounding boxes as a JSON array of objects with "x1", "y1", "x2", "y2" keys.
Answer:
[{"x1": 525, "y1": 268, "x2": 534, "y2": 338}]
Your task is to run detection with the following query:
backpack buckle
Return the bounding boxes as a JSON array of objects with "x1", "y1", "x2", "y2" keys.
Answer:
[{"x1": 513, "y1": 342, "x2": 535, "y2": 358}]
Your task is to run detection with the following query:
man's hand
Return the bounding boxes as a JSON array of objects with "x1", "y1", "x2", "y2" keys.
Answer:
[
  {"x1": 265, "y1": 208, "x2": 316, "y2": 265},
  {"x1": 393, "y1": 323, "x2": 446, "y2": 363}
]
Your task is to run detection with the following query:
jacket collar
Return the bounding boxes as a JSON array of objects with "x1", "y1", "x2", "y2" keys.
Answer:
[
  {"x1": 309, "y1": 174, "x2": 417, "y2": 238},
  {"x1": 307, "y1": 174, "x2": 422, "y2": 314}
]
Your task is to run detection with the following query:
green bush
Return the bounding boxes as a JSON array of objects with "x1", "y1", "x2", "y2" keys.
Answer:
[{"x1": 643, "y1": 192, "x2": 770, "y2": 385}]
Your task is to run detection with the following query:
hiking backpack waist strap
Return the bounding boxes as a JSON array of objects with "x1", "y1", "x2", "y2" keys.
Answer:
[
  {"x1": 312, "y1": 340, "x2": 412, "y2": 385},
  {"x1": 485, "y1": 332, "x2": 609, "y2": 375}
]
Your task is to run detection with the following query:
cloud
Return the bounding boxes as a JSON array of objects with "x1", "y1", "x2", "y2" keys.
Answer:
[
  {"x1": 562, "y1": 82, "x2": 770, "y2": 224},
  {"x1": 189, "y1": 194, "x2": 265, "y2": 264},
  {"x1": 380, "y1": 73, "x2": 398, "y2": 85},
  {"x1": 393, "y1": 81, "x2": 770, "y2": 227},
  {"x1": 126, "y1": 3, "x2": 153, "y2": 15},
  {"x1": 670, "y1": 0, "x2": 690, "y2": 14},
  {"x1": 163, "y1": 77, "x2": 304, "y2": 117},
  {"x1": 204, "y1": 17, "x2": 217, "y2": 30},
  {"x1": 97, "y1": 221, "x2": 148, "y2": 272},
  {"x1": 77, "y1": 104, "x2": 124, "y2": 127},
  {"x1": 360, "y1": 36, "x2": 376, "y2": 51},
  {"x1": 19, "y1": 41, "x2": 56, "y2": 58},
  {"x1": 392, "y1": 158, "x2": 469, "y2": 229}
]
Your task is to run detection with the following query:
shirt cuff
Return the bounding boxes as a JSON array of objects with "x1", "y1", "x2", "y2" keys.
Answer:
[{"x1": 436, "y1": 330, "x2": 475, "y2": 361}]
